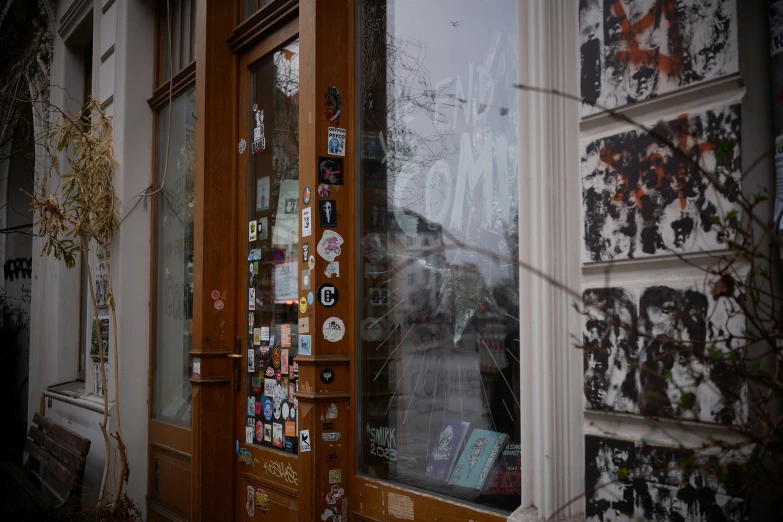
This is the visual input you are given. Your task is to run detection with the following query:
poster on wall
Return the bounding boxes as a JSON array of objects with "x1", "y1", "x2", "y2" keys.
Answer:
[
  {"x1": 582, "y1": 282, "x2": 746, "y2": 424},
  {"x1": 581, "y1": 103, "x2": 741, "y2": 262},
  {"x1": 579, "y1": 0, "x2": 738, "y2": 114},
  {"x1": 585, "y1": 435, "x2": 744, "y2": 521}
]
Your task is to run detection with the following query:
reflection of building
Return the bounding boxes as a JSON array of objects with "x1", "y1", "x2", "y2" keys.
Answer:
[{"x1": 5, "y1": 1, "x2": 771, "y2": 521}]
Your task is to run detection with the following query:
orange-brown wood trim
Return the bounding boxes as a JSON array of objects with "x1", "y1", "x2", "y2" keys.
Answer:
[
  {"x1": 233, "y1": 15, "x2": 301, "y2": 520},
  {"x1": 147, "y1": 62, "x2": 196, "y2": 110},
  {"x1": 351, "y1": 477, "x2": 509, "y2": 522},
  {"x1": 227, "y1": 0, "x2": 298, "y2": 53},
  {"x1": 191, "y1": 0, "x2": 239, "y2": 520}
]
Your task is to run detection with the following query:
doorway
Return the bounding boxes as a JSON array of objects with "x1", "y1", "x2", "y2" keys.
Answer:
[{"x1": 233, "y1": 17, "x2": 301, "y2": 521}]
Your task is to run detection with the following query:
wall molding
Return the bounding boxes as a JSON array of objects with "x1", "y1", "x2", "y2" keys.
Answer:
[
  {"x1": 58, "y1": 0, "x2": 92, "y2": 39},
  {"x1": 512, "y1": 0, "x2": 583, "y2": 520}
]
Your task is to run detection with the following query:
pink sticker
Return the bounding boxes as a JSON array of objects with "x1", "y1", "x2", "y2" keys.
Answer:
[
  {"x1": 210, "y1": 289, "x2": 221, "y2": 300},
  {"x1": 214, "y1": 300, "x2": 224, "y2": 310}
]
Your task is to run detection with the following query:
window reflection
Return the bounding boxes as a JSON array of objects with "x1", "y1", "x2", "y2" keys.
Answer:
[
  {"x1": 153, "y1": 87, "x2": 196, "y2": 424},
  {"x1": 244, "y1": 39, "x2": 301, "y2": 454},
  {"x1": 358, "y1": 0, "x2": 520, "y2": 510}
]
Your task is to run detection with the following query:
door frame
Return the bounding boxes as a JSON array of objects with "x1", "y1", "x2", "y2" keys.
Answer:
[{"x1": 233, "y1": 14, "x2": 302, "y2": 520}]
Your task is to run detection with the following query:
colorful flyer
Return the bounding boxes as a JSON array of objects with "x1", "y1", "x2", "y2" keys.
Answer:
[
  {"x1": 253, "y1": 328, "x2": 261, "y2": 345},
  {"x1": 281, "y1": 324, "x2": 291, "y2": 348}
]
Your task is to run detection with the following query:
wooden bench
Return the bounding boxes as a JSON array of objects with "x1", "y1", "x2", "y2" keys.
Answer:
[{"x1": 3, "y1": 412, "x2": 91, "y2": 515}]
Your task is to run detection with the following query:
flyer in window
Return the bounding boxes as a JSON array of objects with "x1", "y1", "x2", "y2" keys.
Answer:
[{"x1": 273, "y1": 261, "x2": 298, "y2": 303}]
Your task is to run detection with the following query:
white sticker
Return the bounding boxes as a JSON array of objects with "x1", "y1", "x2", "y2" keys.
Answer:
[
  {"x1": 327, "y1": 127, "x2": 346, "y2": 156},
  {"x1": 192, "y1": 357, "x2": 201, "y2": 378},
  {"x1": 317, "y1": 231, "x2": 344, "y2": 262},
  {"x1": 302, "y1": 207, "x2": 312, "y2": 237},
  {"x1": 300, "y1": 430, "x2": 312, "y2": 452},
  {"x1": 249, "y1": 220, "x2": 257, "y2": 241},
  {"x1": 260, "y1": 326, "x2": 270, "y2": 341},
  {"x1": 302, "y1": 270, "x2": 311, "y2": 289},
  {"x1": 249, "y1": 288, "x2": 256, "y2": 311},
  {"x1": 326, "y1": 402, "x2": 338, "y2": 419},
  {"x1": 308, "y1": 256, "x2": 316, "y2": 270},
  {"x1": 299, "y1": 317, "x2": 310, "y2": 334},
  {"x1": 323, "y1": 317, "x2": 345, "y2": 343},
  {"x1": 322, "y1": 432, "x2": 341, "y2": 441},
  {"x1": 258, "y1": 216, "x2": 268, "y2": 240},
  {"x1": 246, "y1": 486, "x2": 255, "y2": 517},
  {"x1": 324, "y1": 262, "x2": 339, "y2": 278},
  {"x1": 299, "y1": 334, "x2": 312, "y2": 356},
  {"x1": 247, "y1": 349, "x2": 255, "y2": 372},
  {"x1": 245, "y1": 426, "x2": 254, "y2": 444},
  {"x1": 238, "y1": 139, "x2": 247, "y2": 155}
]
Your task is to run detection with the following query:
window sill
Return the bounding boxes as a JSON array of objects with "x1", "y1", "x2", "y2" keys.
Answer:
[{"x1": 44, "y1": 381, "x2": 113, "y2": 414}]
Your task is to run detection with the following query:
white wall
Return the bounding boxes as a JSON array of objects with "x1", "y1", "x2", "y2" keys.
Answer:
[{"x1": 28, "y1": 0, "x2": 155, "y2": 517}]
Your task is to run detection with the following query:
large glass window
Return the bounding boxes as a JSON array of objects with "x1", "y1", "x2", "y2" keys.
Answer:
[
  {"x1": 243, "y1": 39, "x2": 301, "y2": 454},
  {"x1": 358, "y1": 0, "x2": 520, "y2": 512},
  {"x1": 153, "y1": 86, "x2": 196, "y2": 424}
]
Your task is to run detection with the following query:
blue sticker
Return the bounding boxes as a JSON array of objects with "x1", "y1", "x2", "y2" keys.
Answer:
[
  {"x1": 303, "y1": 187, "x2": 312, "y2": 205},
  {"x1": 248, "y1": 248, "x2": 262, "y2": 261},
  {"x1": 239, "y1": 448, "x2": 252, "y2": 466},
  {"x1": 307, "y1": 291, "x2": 314, "y2": 305},
  {"x1": 263, "y1": 397, "x2": 273, "y2": 421}
]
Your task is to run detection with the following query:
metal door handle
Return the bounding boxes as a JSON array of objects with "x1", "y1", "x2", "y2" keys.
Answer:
[{"x1": 227, "y1": 354, "x2": 243, "y2": 359}]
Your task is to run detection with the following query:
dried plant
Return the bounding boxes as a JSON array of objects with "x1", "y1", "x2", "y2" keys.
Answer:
[{"x1": 29, "y1": 99, "x2": 128, "y2": 510}]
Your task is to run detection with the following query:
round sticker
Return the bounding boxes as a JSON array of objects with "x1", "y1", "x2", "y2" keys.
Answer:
[
  {"x1": 210, "y1": 289, "x2": 221, "y2": 300},
  {"x1": 323, "y1": 317, "x2": 345, "y2": 343},
  {"x1": 263, "y1": 398, "x2": 273, "y2": 421},
  {"x1": 303, "y1": 272, "x2": 310, "y2": 287},
  {"x1": 299, "y1": 297, "x2": 307, "y2": 314},
  {"x1": 272, "y1": 348, "x2": 281, "y2": 368},
  {"x1": 276, "y1": 369, "x2": 282, "y2": 381},
  {"x1": 283, "y1": 403, "x2": 290, "y2": 419},
  {"x1": 362, "y1": 318, "x2": 382, "y2": 341},
  {"x1": 318, "y1": 184, "x2": 331, "y2": 197},
  {"x1": 302, "y1": 187, "x2": 312, "y2": 205},
  {"x1": 317, "y1": 283, "x2": 339, "y2": 307},
  {"x1": 307, "y1": 291, "x2": 314, "y2": 305},
  {"x1": 290, "y1": 407, "x2": 296, "y2": 419},
  {"x1": 308, "y1": 255, "x2": 316, "y2": 270},
  {"x1": 214, "y1": 299, "x2": 224, "y2": 310}
]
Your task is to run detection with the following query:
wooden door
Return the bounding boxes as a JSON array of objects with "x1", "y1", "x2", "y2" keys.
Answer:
[{"x1": 233, "y1": 17, "x2": 301, "y2": 521}]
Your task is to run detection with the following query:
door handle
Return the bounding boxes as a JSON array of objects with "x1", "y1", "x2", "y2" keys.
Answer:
[
  {"x1": 227, "y1": 354, "x2": 243, "y2": 359},
  {"x1": 231, "y1": 336, "x2": 242, "y2": 391}
]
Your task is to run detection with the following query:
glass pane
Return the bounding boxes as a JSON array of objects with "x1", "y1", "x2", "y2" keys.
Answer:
[
  {"x1": 153, "y1": 86, "x2": 196, "y2": 424},
  {"x1": 358, "y1": 0, "x2": 520, "y2": 512},
  {"x1": 244, "y1": 39, "x2": 300, "y2": 454},
  {"x1": 244, "y1": 0, "x2": 275, "y2": 20}
]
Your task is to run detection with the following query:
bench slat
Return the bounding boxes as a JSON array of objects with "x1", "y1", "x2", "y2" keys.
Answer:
[
  {"x1": 28, "y1": 427, "x2": 85, "y2": 473},
  {"x1": 32, "y1": 413, "x2": 91, "y2": 455},
  {"x1": 4, "y1": 461, "x2": 56, "y2": 511},
  {"x1": 24, "y1": 439, "x2": 78, "y2": 488},
  {"x1": 30, "y1": 469, "x2": 66, "y2": 504}
]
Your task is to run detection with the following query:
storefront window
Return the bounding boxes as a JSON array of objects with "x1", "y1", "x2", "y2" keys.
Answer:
[
  {"x1": 153, "y1": 86, "x2": 196, "y2": 424},
  {"x1": 244, "y1": 39, "x2": 300, "y2": 454},
  {"x1": 358, "y1": 0, "x2": 520, "y2": 512}
]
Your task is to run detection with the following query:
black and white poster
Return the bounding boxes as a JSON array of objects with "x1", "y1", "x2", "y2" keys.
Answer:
[
  {"x1": 582, "y1": 103, "x2": 741, "y2": 262},
  {"x1": 583, "y1": 282, "x2": 746, "y2": 424},
  {"x1": 585, "y1": 435, "x2": 744, "y2": 521},
  {"x1": 579, "y1": 0, "x2": 738, "y2": 113}
]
